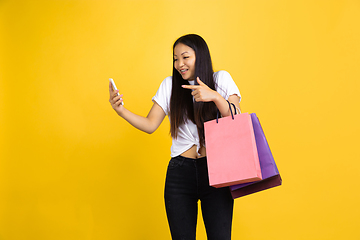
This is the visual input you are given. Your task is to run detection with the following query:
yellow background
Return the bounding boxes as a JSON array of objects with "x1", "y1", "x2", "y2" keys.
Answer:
[{"x1": 1, "y1": 0, "x2": 359, "y2": 239}]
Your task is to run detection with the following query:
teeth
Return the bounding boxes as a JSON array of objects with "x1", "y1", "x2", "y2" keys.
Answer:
[{"x1": 181, "y1": 69, "x2": 187, "y2": 72}]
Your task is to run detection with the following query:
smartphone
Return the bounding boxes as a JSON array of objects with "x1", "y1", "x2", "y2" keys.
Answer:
[{"x1": 109, "y1": 78, "x2": 124, "y2": 105}]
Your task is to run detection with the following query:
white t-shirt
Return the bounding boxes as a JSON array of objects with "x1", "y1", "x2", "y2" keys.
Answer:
[{"x1": 152, "y1": 70, "x2": 241, "y2": 157}]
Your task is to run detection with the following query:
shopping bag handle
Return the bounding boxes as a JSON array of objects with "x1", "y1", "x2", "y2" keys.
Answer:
[
  {"x1": 230, "y1": 102, "x2": 237, "y2": 115},
  {"x1": 216, "y1": 100, "x2": 236, "y2": 123}
]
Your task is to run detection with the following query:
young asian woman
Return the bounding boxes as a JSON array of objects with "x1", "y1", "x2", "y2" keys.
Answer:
[{"x1": 109, "y1": 34, "x2": 241, "y2": 240}]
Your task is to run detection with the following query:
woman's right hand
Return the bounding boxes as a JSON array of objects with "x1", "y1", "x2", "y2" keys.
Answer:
[
  {"x1": 109, "y1": 81, "x2": 124, "y2": 116},
  {"x1": 108, "y1": 81, "x2": 166, "y2": 134}
]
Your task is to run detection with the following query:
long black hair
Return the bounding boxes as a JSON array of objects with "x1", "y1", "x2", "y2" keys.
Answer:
[{"x1": 169, "y1": 34, "x2": 217, "y2": 147}]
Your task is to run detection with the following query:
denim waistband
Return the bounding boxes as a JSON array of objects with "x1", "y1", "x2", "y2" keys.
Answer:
[{"x1": 171, "y1": 155, "x2": 207, "y2": 167}]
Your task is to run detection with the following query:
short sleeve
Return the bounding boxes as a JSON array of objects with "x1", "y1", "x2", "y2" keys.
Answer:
[
  {"x1": 152, "y1": 76, "x2": 172, "y2": 115},
  {"x1": 214, "y1": 70, "x2": 241, "y2": 102}
]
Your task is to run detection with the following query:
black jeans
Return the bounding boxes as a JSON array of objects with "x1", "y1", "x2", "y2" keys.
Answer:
[{"x1": 164, "y1": 156, "x2": 234, "y2": 240}]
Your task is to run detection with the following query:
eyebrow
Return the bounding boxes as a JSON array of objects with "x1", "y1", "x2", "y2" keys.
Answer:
[{"x1": 174, "y1": 51, "x2": 189, "y2": 57}]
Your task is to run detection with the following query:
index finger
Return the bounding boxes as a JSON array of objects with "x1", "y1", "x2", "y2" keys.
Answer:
[{"x1": 182, "y1": 85, "x2": 200, "y2": 89}]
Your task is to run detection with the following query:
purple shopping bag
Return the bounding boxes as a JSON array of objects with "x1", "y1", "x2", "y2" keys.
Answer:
[{"x1": 230, "y1": 113, "x2": 282, "y2": 198}]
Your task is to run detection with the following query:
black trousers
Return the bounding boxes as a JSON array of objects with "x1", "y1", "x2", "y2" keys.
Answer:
[{"x1": 164, "y1": 156, "x2": 234, "y2": 240}]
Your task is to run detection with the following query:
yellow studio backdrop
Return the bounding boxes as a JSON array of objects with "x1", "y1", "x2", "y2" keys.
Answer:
[{"x1": 1, "y1": 0, "x2": 359, "y2": 239}]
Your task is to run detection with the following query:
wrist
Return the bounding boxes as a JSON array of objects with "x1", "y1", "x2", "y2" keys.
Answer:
[
  {"x1": 116, "y1": 105, "x2": 126, "y2": 117},
  {"x1": 212, "y1": 92, "x2": 222, "y2": 105}
]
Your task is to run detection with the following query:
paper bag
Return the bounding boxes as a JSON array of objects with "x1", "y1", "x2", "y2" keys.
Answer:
[
  {"x1": 230, "y1": 113, "x2": 282, "y2": 198},
  {"x1": 204, "y1": 109, "x2": 262, "y2": 188}
]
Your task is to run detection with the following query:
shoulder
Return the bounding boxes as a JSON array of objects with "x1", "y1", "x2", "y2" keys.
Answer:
[
  {"x1": 156, "y1": 76, "x2": 173, "y2": 94},
  {"x1": 214, "y1": 70, "x2": 235, "y2": 88},
  {"x1": 159, "y1": 76, "x2": 173, "y2": 88},
  {"x1": 164, "y1": 76, "x2": 173, "y2": 83},
  {"x1": 153, "y1": 76, "x2": 173, "y2": 115},
  {"x1": 214, "y1": 70, "x2": 232, "y2": 82},
  {"x1": 213, "y1": 70, "x2": 240, "y2": 99}
]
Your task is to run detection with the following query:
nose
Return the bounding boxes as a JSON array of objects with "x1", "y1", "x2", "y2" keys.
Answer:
[{"x1": 176, "y1": 59, "x2": 184, "y2": 68}]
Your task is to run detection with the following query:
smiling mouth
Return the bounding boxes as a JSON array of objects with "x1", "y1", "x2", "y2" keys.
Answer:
[{"x1": 180, "y1": 69, "x2": 188, "y2": 74}]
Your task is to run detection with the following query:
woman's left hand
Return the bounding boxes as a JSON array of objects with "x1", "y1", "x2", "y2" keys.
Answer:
[{"x1": 182, "y1": 77, "x2": 220, "y2": 102}]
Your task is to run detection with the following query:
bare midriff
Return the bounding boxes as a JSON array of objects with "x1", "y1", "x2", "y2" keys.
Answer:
[{"x1": 180, "y1": 145, "x2": 206, "y2": 159}]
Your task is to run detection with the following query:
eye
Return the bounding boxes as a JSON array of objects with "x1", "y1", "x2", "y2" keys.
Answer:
[
  {"x1": 174, "y1": 59, "x2": 178, "y2": 62},
  {"x1": 184, "y1": 56, "x2": 189, "y2": 59}
]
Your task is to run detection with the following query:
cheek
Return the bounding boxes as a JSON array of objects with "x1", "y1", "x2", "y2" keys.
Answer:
[{"x1": 190, "y1": 59, "x2": 196, "y2": 69}]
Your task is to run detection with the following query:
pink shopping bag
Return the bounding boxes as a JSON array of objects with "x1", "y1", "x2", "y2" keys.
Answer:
[{"x1": 204, "y1": 104, "x2": 262, "y2": 188}]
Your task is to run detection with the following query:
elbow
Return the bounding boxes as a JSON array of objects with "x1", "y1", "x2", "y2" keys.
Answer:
[
  {"x1": 144, "y1": 128, "x2": 156, "y2": 134},
  {"x1": 143, "y1": 120, "x2": 160, "y2": 134}
]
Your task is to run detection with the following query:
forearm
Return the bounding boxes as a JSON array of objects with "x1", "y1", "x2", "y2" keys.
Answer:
[
  {"x1": 182, "y1": 78, "x2": 240, "y2": 117},
  {"x1": 119, "y1": 108, "x2": 157, "y2": 134},
  {"x1": 109, "y1": 81, "x2": 165, "y2": 133},
  {"x1": 214, "y1": 93, "x2": 239, "y2": 117}
]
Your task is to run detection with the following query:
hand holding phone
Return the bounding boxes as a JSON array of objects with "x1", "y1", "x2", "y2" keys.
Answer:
[{"x1": 109, "y1": 78, "x2": 124, "y2": 105}]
